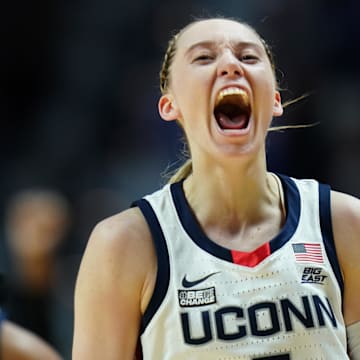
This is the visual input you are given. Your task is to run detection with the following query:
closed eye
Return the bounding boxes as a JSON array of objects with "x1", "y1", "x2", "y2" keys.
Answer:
[
  {"x1": 240, "y1": 54, "x2": 259, "y2": 63},
  {"x1": 192, "y1": 54, "x2": 215, "y2": 63}
]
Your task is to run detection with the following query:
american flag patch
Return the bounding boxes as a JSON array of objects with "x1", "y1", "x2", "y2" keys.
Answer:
[{"x1": 292, "y1": 243, "x2": 324, "y2": 263}]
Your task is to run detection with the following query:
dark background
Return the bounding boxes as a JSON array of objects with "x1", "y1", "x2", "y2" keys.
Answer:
[{"x1": 1, "y1": 1, "x2": 359, "y2": 358}]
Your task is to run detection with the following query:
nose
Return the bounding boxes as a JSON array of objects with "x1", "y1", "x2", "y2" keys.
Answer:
[{"x1": 217, "y1": 50, "x2": 244, "y2": 78}]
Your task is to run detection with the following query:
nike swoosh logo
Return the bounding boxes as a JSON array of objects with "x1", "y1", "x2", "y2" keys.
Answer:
[{"x1": 181, "y1": 272, "x2": 220, "y2": 288}]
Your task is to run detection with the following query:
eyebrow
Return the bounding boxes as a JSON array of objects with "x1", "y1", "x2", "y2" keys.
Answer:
[{"x1": 184, "y1": 40, "x2": 264, "y2": 56}]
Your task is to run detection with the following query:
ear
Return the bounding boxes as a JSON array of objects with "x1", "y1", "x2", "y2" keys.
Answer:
[
  {"x1": 158, "y1": 94, "x2": 181, "y2": 121},
  {"x1": 273, "y1": 91, "x2": 283, "y2": 117}
]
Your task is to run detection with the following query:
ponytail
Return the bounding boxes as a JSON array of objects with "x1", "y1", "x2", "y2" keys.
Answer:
[{"x1": 167, "y1": 159, "x2": 192, "y2": 184}]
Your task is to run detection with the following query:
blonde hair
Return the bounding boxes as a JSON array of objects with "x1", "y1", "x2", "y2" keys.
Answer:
[{"x1": 166, "y1": 159, "x2": 193, "y2": 184}]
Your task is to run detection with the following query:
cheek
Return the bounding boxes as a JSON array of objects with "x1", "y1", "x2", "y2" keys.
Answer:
[
  {"x1": 170, "y1": 67, "x2": 191, "y2": 101},
  {"x1": 256, "y1": 73, "x2": 277, "y2": 106},
  {"x1": 171, "y1": 75, "x2": 204, "y2": 114}
]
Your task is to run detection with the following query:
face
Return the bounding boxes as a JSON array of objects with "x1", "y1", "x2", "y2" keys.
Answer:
[{"x1": 158, "y1": 19, "x2": 283, "y2": 162}]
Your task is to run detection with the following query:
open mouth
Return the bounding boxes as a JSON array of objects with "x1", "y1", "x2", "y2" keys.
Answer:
[{"x1": 214, "y1": 88, "x2": 251, "y2": 131}]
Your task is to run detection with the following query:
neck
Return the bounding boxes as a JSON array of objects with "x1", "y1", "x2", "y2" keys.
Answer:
[
  {"x1": 182, "y1": 156, "x2": 284, "y2": 250},
  {"x1": 186, "y1": 153, "x2": 271, "y2": 213}
]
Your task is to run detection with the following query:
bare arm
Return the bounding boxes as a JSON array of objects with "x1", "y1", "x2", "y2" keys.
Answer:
[
  {"x1": 72, "y1": 207, "x2": 156, "y2": 360},
  {"x1": 1, "y1": 320, "x2": 62, "y2": 360},
  {"x1": 331, "y1": 191, "x2": 360, "y2": 325}
]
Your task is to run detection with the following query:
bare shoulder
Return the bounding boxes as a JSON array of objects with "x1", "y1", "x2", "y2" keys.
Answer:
[
  {"x1": 92, "y1": 206, "x2": 151, "y2": 243},
  {"x1": 88, "y1": 206, "x2": 153, "y2": 258},
  {"x1": 331, "y1": 190, "x2": 360, "y2": 324},
  {"x1": 331, "y1": 190, "x2": 360, "y2": 219},
  {"x1": 331, "y1": 190, "x2": 360, "y2": 254},
  {"x1": 78, "y1": 206, "x2": 156, "y2": 303}
]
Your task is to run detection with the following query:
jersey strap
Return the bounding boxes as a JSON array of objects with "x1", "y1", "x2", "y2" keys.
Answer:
[
  {"x1": 318, "y1": 183, "x2": 344, "y2": 297},
  {"x1": 132, "y1": 198, "x2": 170, "y2": 333}
]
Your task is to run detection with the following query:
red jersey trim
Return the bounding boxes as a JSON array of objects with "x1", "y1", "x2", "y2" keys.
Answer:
[{"x1": 231, "y1": 242, "x2": 271, "y2": 267}]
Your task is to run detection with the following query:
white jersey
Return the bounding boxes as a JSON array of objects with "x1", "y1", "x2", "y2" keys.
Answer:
[{"x1": 133, "y1": 174, "x2": 348, "y2": 360}]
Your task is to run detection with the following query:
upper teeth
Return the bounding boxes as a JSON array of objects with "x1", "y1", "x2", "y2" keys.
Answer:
[{"x1": 216, "y1": 87, "x2": 248, "y2": 106}]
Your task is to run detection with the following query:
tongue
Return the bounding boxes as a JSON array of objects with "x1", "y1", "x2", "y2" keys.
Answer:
[{"x1": 216, "y1": 112, "x2": 248, "y2": 130}]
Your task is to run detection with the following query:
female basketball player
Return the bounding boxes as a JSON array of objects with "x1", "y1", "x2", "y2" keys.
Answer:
[{"x1": 72, "y1": 18, "x2": 360, "y2": 359}]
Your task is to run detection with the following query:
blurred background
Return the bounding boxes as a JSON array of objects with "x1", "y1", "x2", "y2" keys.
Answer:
[{"x1": 0, "y1": 0, "x2": 359, "y2": 358}]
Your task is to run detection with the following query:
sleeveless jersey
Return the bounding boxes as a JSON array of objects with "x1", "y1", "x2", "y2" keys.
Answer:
[{"x1": 133, "y1": 174, "x2": 348, "y2": 360}]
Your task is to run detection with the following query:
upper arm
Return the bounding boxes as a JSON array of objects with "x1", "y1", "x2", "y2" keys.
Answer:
[
  {"x1": 331, "y1": 191, "x2": 360, "y2": 325},
  {"x1": 72, "y1": 207, "x2": 156, "y2": 360}
]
